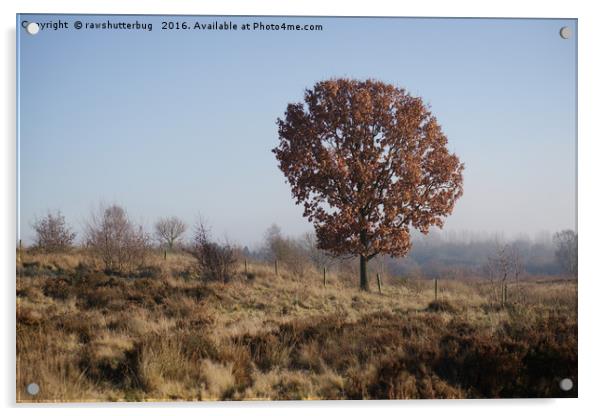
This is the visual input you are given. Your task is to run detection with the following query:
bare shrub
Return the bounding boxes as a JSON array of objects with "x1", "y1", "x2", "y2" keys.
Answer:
[
  {"x1": 31, "y1": 211, "x2": 76, "y2": 252},
  {"x1": 426, "y1": 299, "x2": 457, "y2": 313},
  {"x1": 188, "y1": 219, "x2": 236, "y2": 282},
  {"x1": 154, "y1": 216, "x2": 187, "y2": 250},
  {"x1": 85, "y1": 204, "x2": 150, "y2": 274}
]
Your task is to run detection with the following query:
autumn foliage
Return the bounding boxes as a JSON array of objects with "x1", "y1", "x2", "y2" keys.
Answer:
[{"x1": 273, "y1": 79, "x2": 464, "y2": 290}]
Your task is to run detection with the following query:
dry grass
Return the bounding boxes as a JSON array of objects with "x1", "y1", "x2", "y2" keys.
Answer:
[{"x1": 16, "y1": 249, "x2": 577, "y2": 401}]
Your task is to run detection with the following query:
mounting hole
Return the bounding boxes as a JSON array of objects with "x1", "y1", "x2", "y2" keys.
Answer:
[
  {"x1": 26, "y1": 382, "x2": 40, "y2": 395},
  {"x1": 559, "y1": 26, "x2": 571, "y2": 39},
  {"x1": 26, "y1": 22, "x2": 40, "y2": 35},
  {"x1": 559, "y1": 378, "x2": 573, "y2": 391}
]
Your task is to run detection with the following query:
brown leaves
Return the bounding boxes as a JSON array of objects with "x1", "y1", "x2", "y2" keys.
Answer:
[{"x1": 273, "y1": 78, "x2": 464, "y2": 259}]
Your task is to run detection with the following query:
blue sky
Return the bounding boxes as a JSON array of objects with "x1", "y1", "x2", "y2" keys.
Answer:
[{"x1": 17, "y1": 15, "x2": 577, "y2": 246}]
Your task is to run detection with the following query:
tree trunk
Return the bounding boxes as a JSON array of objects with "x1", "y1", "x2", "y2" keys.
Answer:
[{"x1": 360, "y1": 255, "x2": 369, "y2": 291}]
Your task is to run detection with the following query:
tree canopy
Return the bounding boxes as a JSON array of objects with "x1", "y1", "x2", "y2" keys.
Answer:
[{"x1": 273, "y1": 78, "x2": 464, "y2": 290}]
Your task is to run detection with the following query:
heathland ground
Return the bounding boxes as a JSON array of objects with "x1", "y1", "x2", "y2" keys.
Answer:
[{"x1": 16, "y1": 249, "x2": 577, "y2": 401}]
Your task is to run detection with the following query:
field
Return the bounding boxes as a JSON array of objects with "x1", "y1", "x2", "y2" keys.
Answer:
[{"x1": 16, "y1": 249, "x2": 577, "y2": 402}]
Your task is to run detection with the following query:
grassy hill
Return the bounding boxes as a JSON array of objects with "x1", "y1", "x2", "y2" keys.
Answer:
[{"x1": 16, "y1": 250, "x2": 577, "y2": 401}]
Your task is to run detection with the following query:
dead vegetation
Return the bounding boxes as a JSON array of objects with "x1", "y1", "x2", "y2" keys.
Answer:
[{"x1": 16, "y1": 249, "x2": 577, "y2": 402}]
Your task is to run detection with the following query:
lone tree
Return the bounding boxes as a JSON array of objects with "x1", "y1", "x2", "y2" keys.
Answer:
[
  {"x1": 273, "y1": 79, "x2": 464, "y2": 290},
  {"x1": 154, "y1": 216, "x2": 187, "y2": 250}
]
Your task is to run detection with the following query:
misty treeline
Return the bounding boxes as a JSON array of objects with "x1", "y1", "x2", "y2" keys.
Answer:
[
  {"x1": 26, "y1": 207, "x2": 577, "y2": 282},
  {"x1": 384, "y1": 230, "x2": 577, "y2": 279},
  {"x1": 246, "y1": 226, "x2": 577, "y2": 280}
]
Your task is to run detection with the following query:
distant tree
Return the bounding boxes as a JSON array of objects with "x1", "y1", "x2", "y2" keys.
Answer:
[
  {"x1": 485, "y1": 243, "x2": 524, "y2": 304},
  {"x1": 263, "y1": 224, "x2": 294, "y2": 262},
  {"x1": 85, "y1": 204, "x2": 150, "y2": 274},
  {"x1": 242, "y1": 246, "x2": 251, "y2": 258},
  {"x1": 300, "y1": 231, "x2": 333, "y2": 272},
  {"x1": 273, "y1": 78, "x2": 464, "y2": 290},
  {"x1": 31, "y1": 211, "x2": 76, "y2": 252},
  {"x1": 553, "y1": 230, "x2": 578, "y2": 277},
  {"x1": 154, "y1": 216, "x2": 187, "y2": 250},
  {"x1": 263, "y1": 224, "x2": 285, "y2": 261},
  {"x1": 262, "y1": 224, "x2": 309, "y2": 277},
  {"x1": 485, "y1": 244, "x2": 523, "y2": 284}
]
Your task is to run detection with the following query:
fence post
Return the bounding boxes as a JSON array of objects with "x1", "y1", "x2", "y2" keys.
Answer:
[
  {"x1": 377, "y1": 273, "x2": 382, "y2": 295},
  {"x1": 275, "y1": 260, "x2": 278, "y2": 276},
  {"x1": 323, "y1": 267, "x2": 326, "y2": 287},
  {"x1": 245, "y1": 259, "x2": 248, "y2": 274},
  {"x1": 164, "y1": 249, "x2": 167, "y2": 260},
  {"x1": 501, "y1": 282, "x2": 505, "y2": 308},
  {"x1": 435, "y1": 278, "x2": 438, "y2": 301},
  {"x1": 18, "y1": 239, "x2": 22, "y2": 263}
]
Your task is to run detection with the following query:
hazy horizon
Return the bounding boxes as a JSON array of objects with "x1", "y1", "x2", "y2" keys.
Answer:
[{"x1": 18, "y1": 15, "x2": 577, "y2": 247}]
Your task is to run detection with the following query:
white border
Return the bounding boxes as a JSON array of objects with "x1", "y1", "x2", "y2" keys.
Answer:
[{"x1": 2, "y1": 1, "x2": 600, "y2": 415}]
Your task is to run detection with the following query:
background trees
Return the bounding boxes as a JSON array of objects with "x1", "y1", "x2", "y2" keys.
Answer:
[
  {"x1": 31, "y1": 211, "x2": 76, "y2": 252},
  {"x1": 154, "y1": 216, "x2": 187, "y2": 250},
  {"x1": 300, "y1": 231, "x2": 334, "y2": 273},
  {"x1": 24, "y1": 204, "x2": 574, "y2": 282},
  {"x1": 261, "y1": 224, "x2": 309, "y2": 276},
  {"x1": 273, "y1": 78, "x2": 464, "y2": 290},
  {"x1": 554, "y1": 230, "x2": 578, "y2": 277}
]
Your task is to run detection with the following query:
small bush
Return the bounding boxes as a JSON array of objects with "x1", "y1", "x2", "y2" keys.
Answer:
[
  {"x1": 19, "y1": 261, "x2": 60, "y2": 278},
  {"x1": 188, "y1": 220, "x2": 236, "y2": 283},
  {"x1": 271, "y1": 372, "x2": 313, "y2": 400},
  {"x1": 17, "y1": 306, "x2": 44, "y2": 326},
  {"x1": 79, "y1": 337, "x2": 143, "y2": 389},
  {"x1": 176, "y1": 267, "x2": 196, "y2": 280},
  {"x1": 426, "y1": 299, "x2": 457, "y2": 313},
  {"x1": 43, "y1": 278, "x2": 71, "y2": 300},
  {"x1": 180, "y1": 332, "x2": 219, "y2": 362},
  {"x1": 136, "y1": 265, "x2": 163, "y2": 279},
  {"x1": 73, "y1": 261, "x2": 94, "y2": 281},
  {"x1": 84, "y1": 286, "x2": 115, "y2": 309}
]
